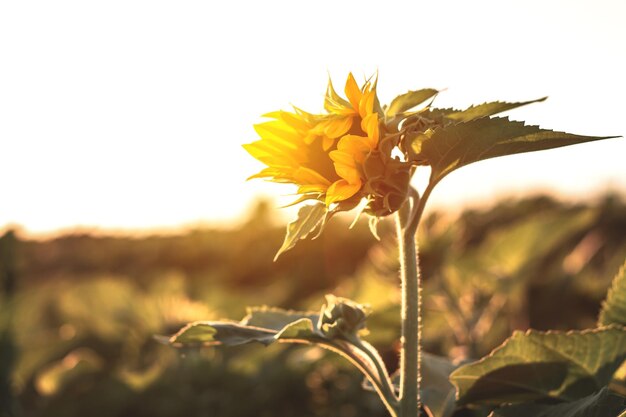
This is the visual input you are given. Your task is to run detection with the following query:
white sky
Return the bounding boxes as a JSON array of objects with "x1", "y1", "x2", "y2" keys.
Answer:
[{"x1": 1, "y1": 0, "x2": 625, "y2": 235}]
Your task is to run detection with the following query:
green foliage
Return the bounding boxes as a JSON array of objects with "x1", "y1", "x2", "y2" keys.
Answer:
[
  {"x1": 274, "y1": 203, "x2": 327, "y2": 261},
  {"x1": 385, "y1": 89, "x2": 438, "y2": 118},
  {"x1": 490, "y1": 387, "x2": 626, "y2": 417},
  {"x1": 450, "y1": 327, "x2": 626, "y2": 405},
  {"x1": 411, "y1": 117, "x2": 616, "y2": 184},
  {"x1": 5, "y1": 194, "x2": 626, "y2": 417},
  {"x1": 444, "y1": 97, "x2": 547, "y2": 123},
  {"x1": 599, "y1": 260, "x2": 626, "y2": 327},
  {"x1": 420, "y1": 353, "x2": 458, "y2": 417}
]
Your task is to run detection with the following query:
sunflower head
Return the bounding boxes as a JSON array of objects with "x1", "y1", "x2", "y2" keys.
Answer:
[{"x1": 244, "y1": 73, "x2": 411, "y2": 217}]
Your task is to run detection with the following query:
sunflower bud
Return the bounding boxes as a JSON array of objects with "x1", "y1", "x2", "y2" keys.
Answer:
[{"x1": 317, "y1": 295, "x2": 371, "y2": 340}]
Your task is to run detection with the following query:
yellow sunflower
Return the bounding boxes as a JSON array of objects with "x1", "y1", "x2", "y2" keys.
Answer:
[{"x1": 244, "y1": 73, "x2": 401, "y2": 211}]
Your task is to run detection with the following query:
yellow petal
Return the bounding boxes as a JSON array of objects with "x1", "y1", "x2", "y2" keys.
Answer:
[
  {"x1": 329, "y1": 150, "x2": 357, "y2": 167},
  {"x1": 322, "y1": 136, "x2": 335, "y2": 151},
  {"x1": 279, "y1": 111, "x2": 312, "y2": 132},
  {"x1": 344, "y1": 73, "x2": 362, "y2": 111},
  {"x1": 325, "y1": 180, "x2": 361, "y2": 206},
  {"x1": 298, "y1": 184, "x2": 328, "y2": 194},
  {"x1": 242, "y1": 142, "x2": 298, "y2": 168},
  {"x1": 261, "y1": 111, "x2": 283, "y2": 119},
  {"x1": 359, "y1": 89, "x2": 376, "y2": 119},
  {"x1": 333, "y1": 163, "x2": 361, "y2": 184},
  {"x1": 337, "y1": 134, "x2": 371, "y2": 155},
  {"x1": 253, "y1": 121, "x2": 301, "y2": 147},
  {"x1": 323, "y1": 116, "x2": 353, "y2": 139},
  {"x1": 293, "y1": 167, "x2": 332, "y2": 186},
  {"x1": 360, "y1": 114, "x2": 379, "y2": 147}
]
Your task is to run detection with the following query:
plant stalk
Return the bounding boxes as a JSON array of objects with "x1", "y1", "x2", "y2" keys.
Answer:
[{"x1": 397, "y1": 183, "x2": 433, "y2": 417}]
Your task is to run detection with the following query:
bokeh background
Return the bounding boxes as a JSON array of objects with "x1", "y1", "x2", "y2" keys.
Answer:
[{"x1": 1, "y1": 1, "x2": 625, "y2": 416}]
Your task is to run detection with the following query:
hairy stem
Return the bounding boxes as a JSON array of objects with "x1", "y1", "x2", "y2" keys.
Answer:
[{"x1": 397, "y1": 182, "x2": 434, "y2": 417}]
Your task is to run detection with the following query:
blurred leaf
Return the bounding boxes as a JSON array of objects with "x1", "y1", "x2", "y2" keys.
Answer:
[
  {"x1": 34, "y1": 348, "x2": 103, "y2": 396},
  {"x1": 276, "y1": 318, "x2": 322, "y2": 340},
  {"x1": 599, "y1": 260, "x2": 626, "y2": 327},
  {"x1": 241, "y1": 306, "x2": 318, "y2": 331},
  {"x1": 274, "y1": 203, "x2": 327, "y2": 261},
  {"x1": 445, "y1": 97, "x2": 547, "y2": 123},
  {"x1": 386, "y1": 89, "x2": 438, "y2": 118},
  {"x1": 421, "y1": 353, "x2": 459, "y2": 417},
  {"x1": 490, "y1": 387, "x2": 626, "y2": 417},
  {"x1": 476, "y1": 209, "x2": 596, "y2": 277},
  {"x1": 450, "y1": 327, "x2": 626, "y2": 406},
  {"x1": 362, "y1": 352, "x2": 458, "y2": 417},
  {"x1": 170, "y1": 321, "x2": 277, "y2": 346},
  {"x1": 170, "y1": 299, "x2": 398, "y2": 411},
  {"x1": 411, "y1": 117, "x2": 617, "y2": 183}
]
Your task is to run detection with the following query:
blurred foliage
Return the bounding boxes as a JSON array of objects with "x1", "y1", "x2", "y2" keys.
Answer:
[{"x1": 1, "y1": 193, "x2": 626, "y2": 416}]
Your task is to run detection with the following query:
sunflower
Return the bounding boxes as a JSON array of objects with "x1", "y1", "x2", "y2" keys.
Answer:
[{"x1": 244, "y1": 73, "x2": 408, "y2": 215}]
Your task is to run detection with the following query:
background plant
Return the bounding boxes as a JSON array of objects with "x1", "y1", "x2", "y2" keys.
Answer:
[{"x1": 1, "y1": 193, "x2": 626, "y2": 416}]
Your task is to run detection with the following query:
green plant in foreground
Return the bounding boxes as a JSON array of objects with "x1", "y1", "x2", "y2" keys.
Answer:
[{"x1": 169, "y1": 74, "x2": 625, "y2": 416}]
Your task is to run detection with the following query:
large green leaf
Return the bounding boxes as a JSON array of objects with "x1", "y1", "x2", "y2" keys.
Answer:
[
  {"x1": 450, "y1": 327, "x2": 626, "y2": 406},
  {"x1": 411, "y1": 117, "x2": 617, "y2": 183},
  {"x1": 445, "y1": 97, "x2": 547, "y2": 123},
  {"x1": 274, "y1": 203, "x2": 327, "y2": 261},
  {"x1": 170, "y1": 299, "x2": 398, "y2": 413},
  {"x1": 386, "y1": 88, "x2": 438, "y2": 118},
  {"x1": 599, "y1": 260, "x2": 626, "y2": 327},
  {"x1": 490, "y1": 387, "x2": 626, "y2": 417}
]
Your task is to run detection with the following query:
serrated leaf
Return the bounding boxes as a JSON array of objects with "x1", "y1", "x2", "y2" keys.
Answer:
[
  {"x1": 276, "y1": 318, "x2": 322, "y2": 340},
  {"x1": 386, "y1": 88, "x2": 438, "y2": 118},
  {"x1": 599, "y1": 260, "x2": 626, "y2": 327},
  {"x1": 411, "y1": 117, "x2": 617, "y2": 183},
  {"x1": 169, "y1": 321, "x2": 277, "y2": 346},
  {"x1": 450, "y1": 327, "x2": 626, "y2": 406},
  {"x1": 242, "y1": 306, "x2": 318, "y2": 331},
  {"x1": 490, "y1": 387, "x2": 626, "y2": 417},
  {"x1": 169, "y1": 301, "x2": 396, "y2": 411},
  {"x1": 274, "y1": 203, "x2": 327, "y2": 261},
  {"x1": 446, "y1": 97, "x2": 547, "y2": 123}
]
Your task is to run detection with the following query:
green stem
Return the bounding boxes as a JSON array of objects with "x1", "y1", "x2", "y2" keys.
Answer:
[
  {"x1": 397, "y1": 182, "x2": 434, "y2": 417},
  {"x1": 352, "y1": 338, "x2": 399, "y2": 414}
]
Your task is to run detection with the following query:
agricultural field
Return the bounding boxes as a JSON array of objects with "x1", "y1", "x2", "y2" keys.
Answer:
[{"x1": 1, "y1": 193, "x2": 625, "y2": 417}]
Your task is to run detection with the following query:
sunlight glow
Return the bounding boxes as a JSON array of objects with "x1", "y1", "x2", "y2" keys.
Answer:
[{"x1": 1, "y1": 0, "x2": 624, "y2": 235}]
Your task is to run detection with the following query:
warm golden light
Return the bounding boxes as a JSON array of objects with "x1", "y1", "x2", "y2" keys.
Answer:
[{"x1": 1, "y1": 1, "x2": 624, "y2": 236}]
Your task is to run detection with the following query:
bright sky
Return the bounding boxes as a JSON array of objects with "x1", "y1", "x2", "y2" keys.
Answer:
[{"x1": 1, "y1": 0, "x2": 625, "y2": 235}]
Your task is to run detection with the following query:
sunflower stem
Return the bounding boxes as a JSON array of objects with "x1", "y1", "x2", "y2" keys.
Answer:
[{"x1": 397, "y1": 183, "x2": 433, "y2": 417}]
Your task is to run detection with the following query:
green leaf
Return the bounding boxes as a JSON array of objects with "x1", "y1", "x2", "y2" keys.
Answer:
[
  {"x1": 599, "y1": 260, "x2": 626, "y2": 327},
  {"x1": 386, "y1": 88, "x2": 438, "y2": 118},
  {"x1": 445, "y1": 97, "x2": 547, "y2": 123},
  {"x1": 411, "y1": 117, "x2": 617, "y2": 183},
  {"x1": 274, "y1": 203, "x2": 327, "y2": 261},
  {"x1": 241, "y1": 306, "x2": 318, "y2": 332},
  {"x1": 450, "y1": 327, "x2": 626, "y2": 406},
  {"x1": 169, "y1": 321, "x2": 277, "y2": 346},
  {"x1": 169, "y1": 300, "x2": 397, "y2": 412},
  {"x1": 421, "y1": 352, "x2": 459, "y2": 417},
  {"x1": 275, "y1": 318, "x2": 322, "y2": 340},
  {"x1": 490, "y1": 387, "x2": 626, "y2": 417}
]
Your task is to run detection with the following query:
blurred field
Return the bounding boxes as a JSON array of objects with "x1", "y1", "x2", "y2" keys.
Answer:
[{"x1": 1, "y1": 194, "x2": 626, "y2": 417}]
